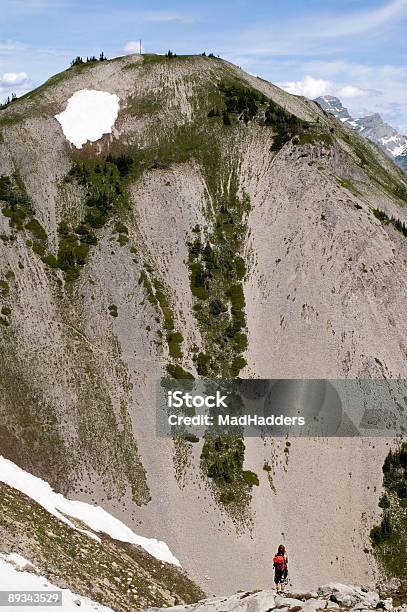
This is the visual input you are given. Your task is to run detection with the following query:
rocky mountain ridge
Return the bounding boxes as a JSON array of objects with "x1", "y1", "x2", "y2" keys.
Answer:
[
  {"x1": 148, "y1": 583, "x2": 407, "y2": 612},
  {"x1": 315, "y1": 95, "x2": 407, "y2": 170}
]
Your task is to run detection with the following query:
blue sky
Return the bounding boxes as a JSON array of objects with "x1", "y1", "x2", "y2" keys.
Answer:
[{"x1": 1, "y1": 0, "x2": 407, "y2": 132}]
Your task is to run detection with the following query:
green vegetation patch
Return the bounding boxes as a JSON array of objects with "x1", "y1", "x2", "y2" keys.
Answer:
[
  {"x1": 383, "y1": 445, "x2": 407, "y2": 499},
  {"x1": 370, "y1": 444, "x2": 407, "y2": 580},
  {"x1": 39, "y1": 154, "x2": 136, "y2": 281},
  {"x1": 0, "y1": 279, "x2": 9, "y2": 295},
  {"x1": 0, "y1": 305, "x2": 12, "y2": 327},
  {"x1": 0, "y1": 174, "x2": 34, "y2": 229},
  {"x1": 295, "y1": 129, "x2": 332, "y2": 148},
  {"x1": 166, "y1": 364, "x2": 194, "y2": 379},
  {"x1": 140, "y1": 267, "x2": 189, "y2": 373},
  {"x1": 53, "y1": 222, "x2": 91, "y2": 281},
  {"x1": 70, "y1": 337, "x2": 150, "y2": 505},
  {"x1": 0, "y1": 173, "x2": 49, "y2": 256},
  {"x1": 343, "y1": 132, "x2": 407, "y2": 206},
  {"x1": 215, "y1": 79, "x2": 314, "y2": 152},
  {"x1": 339, "y1": 178, "x2": 361, "y2": 198},
  {"x1": 0, "y1": 112, "x2": 23, "y2": 129},
  {"x1": 242, "y1": 470, "x2": 260, "y2": 487},
  {"x1": 108, "y1": 304, "x2": 118, "y2": 317},
  {"x1": 25, "y1": 218, "x2": 47, "y2": 241},
  {"x1": 265, "y1": 100, "x2": 310, "y2": 151},
  {"x1": 0, "y1": 347, "x2": 67, "y2": 478},
  {"x1": 182, "y1": 138, "x2": 256, "y2": 513},
  {"x1": 187, "y1": 169, "x2": 249, "y2": 380},
  {"x1": 218, "y1": 81, "x2": 267, "y2": 125},
  {"x1": 141, "y1": 52, "x2": 197, "y2": 65},
  {"x1": 203, "y1": 437, "x2": 245, "y2": 483}
]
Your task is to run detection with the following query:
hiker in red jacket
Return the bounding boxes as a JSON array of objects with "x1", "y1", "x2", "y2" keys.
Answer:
[{"x1": 273, "y1": 544, "x2": 288, "y2": 594}]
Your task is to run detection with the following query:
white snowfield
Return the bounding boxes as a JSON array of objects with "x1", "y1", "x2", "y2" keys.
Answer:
[
  {"x1": 0, "y1": 456, "x2": 180, "y2": 566},
  {"x1": 55, "y1": 90, "x2": 120, "y2": 149},
  {"x1": 377, "y1": 135, "x2": 407, "y2": 157},
  {"x1": 0, "y1": 554, "x2": 112, "y2": 611}
]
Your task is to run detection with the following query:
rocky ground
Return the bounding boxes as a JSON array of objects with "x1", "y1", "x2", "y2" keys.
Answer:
[{"x1": 148, "y1": 583, "x2": 407, "y2": 612}]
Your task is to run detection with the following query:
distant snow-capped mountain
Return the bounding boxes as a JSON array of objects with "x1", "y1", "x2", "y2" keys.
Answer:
[
  {"x1": 315, "y1": 95, "x2": 407, "y2": 170},
  {"x1": 396, "y1": 153, "x2": 407, "y2": 173}
]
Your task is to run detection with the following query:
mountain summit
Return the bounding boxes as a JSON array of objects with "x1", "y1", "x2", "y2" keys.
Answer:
[
  {"x1": 315, "y1": 95, "x2": 407, "y2": 168},
  {"x1": 1, "y1": 53, "x2": 407, "y2": 602}
]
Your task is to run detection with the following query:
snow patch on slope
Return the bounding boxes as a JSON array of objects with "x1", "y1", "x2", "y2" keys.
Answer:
[
  {"x1": 4, "y1": 552, "x2": 35, "y2": 570},
  {"x1": 55, "y1": 90, "x2": 120, "y2": 149},
  {"x1": 0, "y1": 554, "x2": 112, "y2": 611},
  {"x1": 381, "y1": 139, "x2": 407, "y2": 157},
  {"x1": 0, "y1": 456, "x2": 180, "y2": 566}
]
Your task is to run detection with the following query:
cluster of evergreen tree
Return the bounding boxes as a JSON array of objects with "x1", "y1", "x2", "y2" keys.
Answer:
[
  {"x1": 383, "y1": 444, "x2": 407, "y2": 499},
  {"x1": 105, "y1": 153, "x2": 134, "y2": 178},
  {"x1": 373, "y1": 208, "x2": 407, "y2": 237},
  {"x1": 370, "y1": 510, "x2": 393, "y2": 545},
  {"x1": 265, "y1": 99, "x2": 310, "y2": 151},
  {"x1": 165, "y1": 50, "x2": 177, "y2": 58},
  {"x1": 216, "y1": 80, "x2": 310, "y2": 140},
  {"x1": 217, "y1": 82, "x2": 267, "y2": 126},
  {"x1": 0, "y1": 174, "x2": 33, "y2": 229},
  {"x1": 0, "y1": 93, "x2": 17, "y2": 110},
  {"x1": 391, "y1": 216, "x2": 407, "y2": 237},
  {"x1": 70, "y1": 52, "x2": 107, "y2": 67},
  {"x1": 370, "y1": 443, "x2": 407, "y2": 546}
]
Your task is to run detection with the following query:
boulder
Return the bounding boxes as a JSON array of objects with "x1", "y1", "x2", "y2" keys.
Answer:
[
  {"x1": 326, "y1": 603, "x2": 340, "y2": 610},
  {"x1": 319, "y1": 584, "x2": 357, "y2": 599},
  {"x1": 376, "y1": 599, "x2": 393, "y2": 611},
  {"x1": 318, "y1": 584, "x2": 382, "y2": 608},
  {"x1": 341, "y1": 595, "x2": 356, "y2": 607},
  {"x1": 147, "y1": 585, "x2": 396, "y2": 612},
  {"x1": 362, "y1": 593, "x2": 380, "y2": 607},
  {"x1": 301, "y1": 598, "x2": 327, "y2": 611},
  {"x1": 148, "y1": 590, "x2": 277, "y2": 611},
  {"x1": 380, "y1": 580, "x2": 402, "y2": 595},
  {"x1": 275, "y1": 596, "x2": 304, "y2": 608}
]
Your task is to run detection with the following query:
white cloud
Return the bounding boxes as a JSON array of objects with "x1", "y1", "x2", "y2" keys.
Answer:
[
  {"x1": 297, "y1": 61, "x2": 407, "y2": 132},
  {"x1": 337, "y1": 85, "x2": 365, "y2": 99},
  {"x1": 278, "y1": 75, "x2": 366, "y2": 103},
  {"x1": 123, "y1": 41, "x2": 144, "y2": 55},
  {"x1": 276, "y1": 65, "x2": 407, "y2": 135},
  {"x1": 0, "y1": 71, "x2": 32, "y2": 104},
  {"x1": 277, "y1": 75, "x2": 332, "y2": 99},
  {"x1": 1, "y1": 71, "x2": 28, "y2": 86}
]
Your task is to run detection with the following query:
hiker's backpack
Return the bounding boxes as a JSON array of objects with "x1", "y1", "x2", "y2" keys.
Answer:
[{"x1": 273, "y1": 554, "x2": 286, "y2": 571}]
